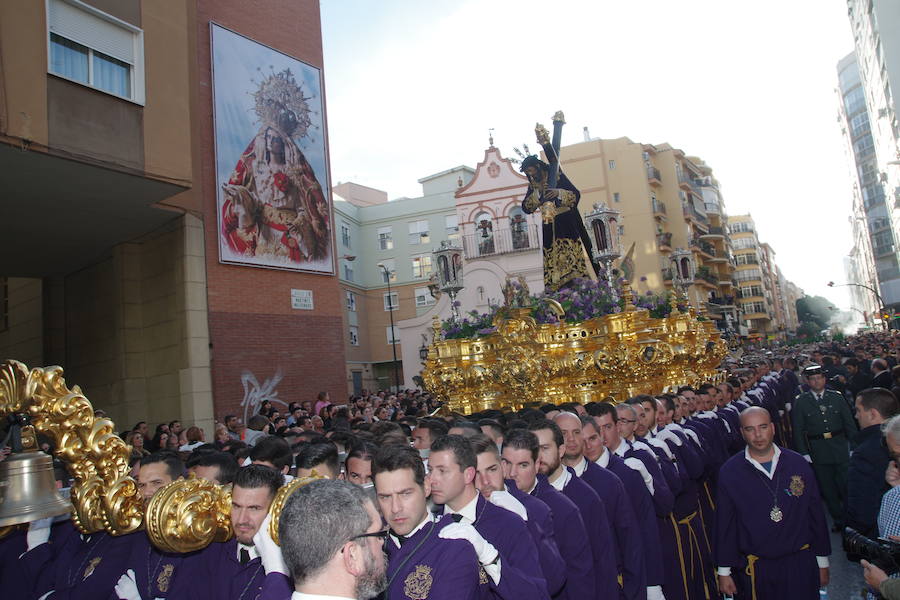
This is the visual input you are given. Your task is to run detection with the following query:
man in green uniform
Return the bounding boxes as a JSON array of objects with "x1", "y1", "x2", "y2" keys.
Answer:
[{"x1": 792, "y1": 364, "x2": 858, "y2": 532}]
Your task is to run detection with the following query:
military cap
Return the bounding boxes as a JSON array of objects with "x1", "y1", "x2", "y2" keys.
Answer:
[{"x1": 803, "y1": 364, "x2": 824, "y2": 377}]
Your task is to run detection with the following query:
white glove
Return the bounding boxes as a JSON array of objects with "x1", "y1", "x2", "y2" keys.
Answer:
[
  {"x1": 439, "y1": 522, "x2": 500, "y2": 584},
  {"x1": 115, "y1": 569, "x2": 141, "y2": 600},
  {"x1": 252, "y1": 514, "x2": 288, "y2": 575},
  {"x1": 785, "y1": 403, "x2": 792, "y2": 411},
  {"x1": 647, "y1": 585, "x2": 666, "y2": 600},
  {"x1": 26, "y1": 517, "x2": 53, "y2": 551},
  {"x1": 487, "y1": 489, "x2": 528, "y2": 522},
  {"x1": 803, "y1": 454, "x2": 812, "y2": 463}
]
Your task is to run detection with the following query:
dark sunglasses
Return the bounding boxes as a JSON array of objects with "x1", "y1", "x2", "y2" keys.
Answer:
[{"x1": 350, "y1": 529, "x2": 389, "y2": 543}]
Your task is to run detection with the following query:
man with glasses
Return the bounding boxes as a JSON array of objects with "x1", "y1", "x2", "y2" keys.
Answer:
[
  {"x1": 277, "y1": 479, "x2": 387, "y2": 600},
  {"x1": 372, "y1": 445, "x2": 482, "y2": 600}
]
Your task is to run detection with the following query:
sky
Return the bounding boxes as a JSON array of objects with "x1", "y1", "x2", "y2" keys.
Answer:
[{"x1": 320, "y1": 0, "x2": 858, "y2": 310}]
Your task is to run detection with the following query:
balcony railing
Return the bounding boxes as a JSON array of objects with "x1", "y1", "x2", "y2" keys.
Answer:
[
  {"x1": 690, "y1": 238, "x2": 717, "y2": 257},
  {"x1": 657, "y1": 232, "x2": 672, "y2": 249},
  {"x1": 662, "y1": 267, "x2": 673, "y2": 281},
  {"x1": 706, "y1": 225, "x2": 725, "y2": 236},
  {"x1": 682, "y1": 202, "x2": 709, "y2": 224},
  {"x1": 647, "y1": 166, "x2": 662, "y2": 183},
  {"x1": 652, "y1": 199, "x2": 667, "y2": 215},
  {"x1": 461, "y1": 224, "x2": 540, "y2": 259}
]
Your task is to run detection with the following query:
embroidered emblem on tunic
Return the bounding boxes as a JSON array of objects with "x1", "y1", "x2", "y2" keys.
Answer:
[
  {"x1": 404, "y1": 564, "x2": 433, "y2": 600},
  {"x1": 479, "y1": 566, "x2": 489, "y2": 584},
  {"x1": 157, "y1": 564, "x2": 175, "y2": 592},
  {"x1": 789, "y1": 475, "x2": 805, "y2": 497},
  {"x1": 83, "y1": 557, "x2": 102, "y2": 579}
]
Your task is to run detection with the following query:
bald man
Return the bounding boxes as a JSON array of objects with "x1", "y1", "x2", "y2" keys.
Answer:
[{"x1": 715, "y1": 407, "x2": 831, "y2": 600}]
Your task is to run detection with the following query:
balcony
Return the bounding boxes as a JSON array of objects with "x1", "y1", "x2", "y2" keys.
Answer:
[
  {"x1": 647, "y1": 166, "x2": 662, "y2": 187},
  {"x1": 690, "y1": 238, "x2": 717, "y2": 259},
  {"x1": 682, "y1": 202, "x2": 709, "y2": 225},
  {"x1": 652, "y1": 199, "x2": 667, "y2": 219},
  {"x1": 662, "y1": 267, "x2": 674, "y2": 284},
  {"x1": 462, "y1": 224, "x2": 540, "y2": 259},
  {"x1": 695, "y1": 266, "x2": 718, "y2": 289},
  {"x1": 656, "y1": 231, "x2": 673, "y2": 251},
  {"x1": 703, "y1": 202, "x2": 721, "y2": 215},
  {"x1": 700, "y1": 225, "x2": 725, "y2": 239},
  {"x1": 677, "y1": 170, "x2": 693, "y2": 191}
]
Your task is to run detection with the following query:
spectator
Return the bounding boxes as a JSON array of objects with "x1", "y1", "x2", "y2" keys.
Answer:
[
  {"x1": 179, "y1": 426, "x2": 206, "y2": 452},
  {"x1": 295, "y1": 442, "x2": 340, "y2": 479},
  {"x1": 847, "y1": 388, "x2": 899, "y2": 537},
  {"x1": 873, "y1": 359, "x2": 893, "y2": 389},
  {"x1": 125, "y1": 431, "x2": 150, "y2": 460},
  {"x1": 245, "y1": 415, "x2": 270, "y2": 446},
  {"x1": 224, "y1": 415, "x2": 242, "y2": 441},
  {"x1": 187, "y1": 451, "x2": 239, "y2": 485},
  {"x1": 249, "y1": 435, "x2": 293, "y2": 476}
]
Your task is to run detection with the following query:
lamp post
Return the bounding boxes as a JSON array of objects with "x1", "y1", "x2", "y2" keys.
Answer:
[
  {"x1": 827, "y1": 280, "x2": 887, "y2": 330},
  {"x1": 432, "y1": 240, "x2": 464, "y2": 319},
  {"x1": 377, "y1": 262, "x2": 401, "y2": 392},
  {"x1": 583, "y1": 202, "x2": 622, "y2": 299}
]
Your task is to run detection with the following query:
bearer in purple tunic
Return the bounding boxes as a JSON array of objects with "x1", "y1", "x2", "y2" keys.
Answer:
[
  {"x1": 373, "y1": 445, "x2": 482, "y2": 600},
  {"x1": 716, "y1": 407, "x2": 831, "y2": 600},
  {"x1": 30, "y1": 521, "x2": 136, "y2": 600},
  {"x1": 555, "y1": 412, "x2": 646, "y2": 600},
  {"x1": 472, "y1": 435, "x2": 566, "y2": 597},
  {"x1": 175, "y1": 465, "x2": 290, "y2": 600},
  {"x1": 529, "y1": 420, "x2": 620, "y2": 600},
  {"x1": 503, "y1": 429, "x2": 596, "y2": 600},
  {"x1": 428, "y1": 434, "x2": 548, "y2": 600},
  {"x1": 584, "y1": 416, "x2": 665, "y2": 600}
]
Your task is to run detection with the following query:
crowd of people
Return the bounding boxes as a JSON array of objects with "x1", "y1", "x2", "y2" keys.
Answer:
[{"x1": 0, "y1": 331, "x2": 899, "y2": 600}]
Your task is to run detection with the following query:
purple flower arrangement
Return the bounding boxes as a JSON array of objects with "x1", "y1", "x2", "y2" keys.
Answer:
[{"x1": 441, "y1": 278, "x2": 687, "y2": 339}]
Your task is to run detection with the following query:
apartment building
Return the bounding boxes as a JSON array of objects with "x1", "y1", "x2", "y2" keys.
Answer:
[
  {"x1": 0, "y1": 0, "x2": 345, "y2": 431},
  {"x1": 844, "y1": 2, "x2": 900, "y2": 314}
]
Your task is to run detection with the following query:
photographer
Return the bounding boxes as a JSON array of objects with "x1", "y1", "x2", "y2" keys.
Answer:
[{"x1": 863, "y1": 559, "x2": 900, "y2": 599}]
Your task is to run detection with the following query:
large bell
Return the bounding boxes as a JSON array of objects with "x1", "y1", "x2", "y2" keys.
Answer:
[{"x1": 0, "y1": 450, "x2": 71, "y2": 527}]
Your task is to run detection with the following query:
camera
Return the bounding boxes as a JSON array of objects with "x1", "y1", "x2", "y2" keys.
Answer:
[{"x1": 843, "y1": 527, "x2": 900, "y2": 574}]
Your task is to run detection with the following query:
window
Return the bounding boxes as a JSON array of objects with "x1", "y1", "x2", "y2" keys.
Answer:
[
  {"x1": 740, "y1": 285, "x2": 763, "y2": 298},
  {"x1": 608, "y1": 160, "x2": 616, "y2": 169},
  {"x1": 349, "y1": 326, "x2": 359, "y2": 346},
  {"x1": 340, "y1": 222, "x2": 352, "y2": 248},
  {"x1": 377, "y1": 226, "x2": 393, "y2": 250},
  {"x1": 411, "y1": 254, "x2": 432, "y2": 279},
  {"x1": 383, "y1": 292, "x2": 399, "y2": 311},
  {"x1": 741, "y1": 301, "x2": 766, "y2": 315},
  {"x1": 732, "y1": 237, "x2": 755, "y2": 250},
  {"x1": 729, "y1": 221, "x2": 754, "y2": 234},
  {"x1": 735, "y1": 268, "x2": 762, "y2": 282},
  {"x1": 379, "y1": 259, "x2": 396, "y2": 283},
  {"x1": 415, "y1": 286, "x2": 436, "y2": 307},
  {"x1": 346, "y1": 291, "x2": 356, "y2": 312},
  {"x1": 445, "y1": 215, "x2": 459, "y2": 241},
  {"x1": 854, "y1": 135, "x2": 875, "y2": 157},
  {"x1": 850, "y1": 113, "x2": 870, "y2": 137},
  {"x1": 735, "y1": 253, "x2": 759, "y2": 266},
  {"x1": 343, "y1": 264, "x2": 354, "y2": 282},
  {"x1": 47, "y1": 0, "x2": 144, "y2": 103},
  {"x1": 408, "y1": 220, "x2": 430, "y2": 245},
  {"x1": 613, "y1": 192, "x2": 620, "y2": 203},
  {"x1": 386, "y1": 326, "x2": 399, "y2": 344}
]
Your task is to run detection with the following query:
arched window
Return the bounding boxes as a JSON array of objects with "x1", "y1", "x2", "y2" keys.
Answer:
[
  {"x1": 474, "y1": 211, "x2": 495, "y2": 256},
  {"x1": 509, "y1": 207, "x2": 529, "y2": 250}
]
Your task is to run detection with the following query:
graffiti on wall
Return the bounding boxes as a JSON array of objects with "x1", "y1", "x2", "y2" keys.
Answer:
[{"x1": 240, "y1": 368, "x2": 288, "y2": 426}]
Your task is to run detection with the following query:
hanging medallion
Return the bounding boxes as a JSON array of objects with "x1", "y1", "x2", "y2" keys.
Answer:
[{"x1": 770, "y1": 506, "x2": 783, "y2": 522}]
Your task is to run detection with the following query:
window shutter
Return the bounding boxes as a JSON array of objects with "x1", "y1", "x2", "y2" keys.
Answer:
[{"x1": 48, "y1": 0, "x2": 135, "y2": 64}]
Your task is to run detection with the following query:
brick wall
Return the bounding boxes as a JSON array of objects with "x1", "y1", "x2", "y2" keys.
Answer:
[{"x1": 195, "y1": 0, "x2": 346, "y2": 417}]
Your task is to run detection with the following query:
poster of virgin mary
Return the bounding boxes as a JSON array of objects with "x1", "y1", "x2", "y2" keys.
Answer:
[{"x1": 212, "y1": 24, "x2": 334, "y2": 273}]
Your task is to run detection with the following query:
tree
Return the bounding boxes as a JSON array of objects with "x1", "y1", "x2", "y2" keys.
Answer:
[
  {"x1": 795, "y1": 296, "x2": 834, "y2": 330},
  {"x1": 796, "y1": 321, "x2": 820, "y2": 339}
]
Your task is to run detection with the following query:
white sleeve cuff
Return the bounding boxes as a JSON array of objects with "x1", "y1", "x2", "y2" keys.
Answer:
[
  {"x1": 717, "y1": 566, "x2": 732, "y2": 576},
  {"x1": 803, "y1": 454, "x2": 812, "y2": 463},
  {"x1": 647, "y1": 585, "x2": 665, "y2": 600},
  {"x1": 816, "y1": 556, "x2": 829, "y2": 568},
  {"x1": 484, "y1": 560, "x2": 501, "y2": 585}
]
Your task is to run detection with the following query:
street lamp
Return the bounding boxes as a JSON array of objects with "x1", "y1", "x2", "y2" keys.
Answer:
[
  {"x1": 827, "y1": 280, "x2": 887, "y2": 330},
  {"x1": 377, "y1": 262, "x2": 401, "y2": 392},
  {"x1": 432, "y1": 240, "x2": 464, "y2": 318},
  {"x1": 584, "y1": 202, "x2": 622, "y2": 298}
]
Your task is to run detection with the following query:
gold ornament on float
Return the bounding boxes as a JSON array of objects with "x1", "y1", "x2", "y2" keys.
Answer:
[
  {"x1": 422, "y1": 292, "x2": 727, "y2": 413},
  {"x1": 267, "y1": 472, "x2": 323, "y2": 545},
  {"x1": 145, "y1": 477, "x2": 233, "y2": 553}
]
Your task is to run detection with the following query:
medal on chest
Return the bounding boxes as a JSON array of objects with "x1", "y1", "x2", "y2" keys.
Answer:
[{"x1": 770, "y1": 506, "x2": 783, "y2": 522}]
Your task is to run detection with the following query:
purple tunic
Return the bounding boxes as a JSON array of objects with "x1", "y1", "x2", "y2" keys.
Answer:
[
  {"x1": 530, "y1": 476, "x2": 596, "y2": 600},
  {"x1": 552, "y1": 470, "x2": 619, "y2": 600},
  {"x1": 715, "y1": 447, "x2": 831, "y2": 600},
  {"x1": 578, "y1": 460, "x2": 646, "y2": 600},
  {"x1": 605, "y1": 453, "x2": 664, "y2": 588},
  {"x1": 105, "y1": 533, "x2": 188, "y2": 599},
  {"x1": 174, "y1": 538, "x2": 282, "y2": 600},
  {"x1": 506, "y1": 482, "x2": 566, "y2": 597},
  {"x1": 29, "y1": 523, "x2": 135, "y2": 600},
  {"x1": 469, "y1": 494, "x2": 549, "y2": 600},
  {"x1": 385, "y1": 514, "x2": 482, "y2": 600}
]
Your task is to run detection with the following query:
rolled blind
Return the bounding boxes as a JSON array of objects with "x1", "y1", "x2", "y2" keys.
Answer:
[{"x1": 48, "y1": 0, "x2": 135, "y2": 64}]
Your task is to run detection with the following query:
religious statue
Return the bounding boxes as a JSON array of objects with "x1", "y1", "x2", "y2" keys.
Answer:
[
  {"x1": 520, "y1": 112, "x2": 599, "y2": 290},
  {"x1": 221, "y1": 69, "x2": 331, "y2": 265}
]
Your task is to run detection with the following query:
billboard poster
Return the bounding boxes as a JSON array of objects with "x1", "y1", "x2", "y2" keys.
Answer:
[{"x1": 211, "y1": 24, "x2": 333, "y2": 274}]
